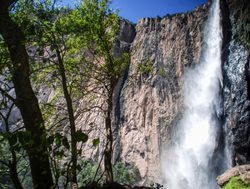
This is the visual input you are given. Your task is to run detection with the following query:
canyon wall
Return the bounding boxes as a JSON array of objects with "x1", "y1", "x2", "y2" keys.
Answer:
[
  {"x1": 221, "y1": 0, "x2": 250, "y2": 165},
  {"x1": 114, "y1": 4, "x2": 209, "y2": 184},
  {"x1": 77, "y1": 3, "x2": 210, "y2": 184},
  {"x1": 76, "y1": 0, "x2": 250, "y2": 184}
]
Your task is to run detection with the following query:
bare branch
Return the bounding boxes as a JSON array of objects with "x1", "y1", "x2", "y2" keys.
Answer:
[{"x1": 0, "y1": 87, "x2": 16, "y2": 104}]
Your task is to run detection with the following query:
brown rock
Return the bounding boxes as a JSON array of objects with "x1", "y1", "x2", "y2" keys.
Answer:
[
  {"x1": 216, "y1": 165, "x2": 250, "y2": 186},
  {"x1": 75, "y1": 2, "x2": 210, "y2": 184},
  {"x1": 240, "y1": 172, "x2": 250, "y2": 183}
]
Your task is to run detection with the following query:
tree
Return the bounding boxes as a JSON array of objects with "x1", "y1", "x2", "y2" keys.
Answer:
[
  {"x1": 1, "y1": 0, "x2": 130, "y2": 187},
  {"x1": 0, "y1": 1, "x2": 54, "y2": 188},
  {"x1": 75, "y1": 0, "x2": 130, "y2": 182},
  {"x1": 13, "y1": 1, "x2": 90, "y2": 187},
  {"x1": 0, "y1": 92, "x2": 24, "y2": 189},
  {"x1": 39, "y1": 0, "x2": 129, "y2": 183}
]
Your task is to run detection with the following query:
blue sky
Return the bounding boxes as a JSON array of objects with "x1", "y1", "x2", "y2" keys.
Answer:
[{"x1": 62, "y1": 0, "x2": 208, "y2": 23}]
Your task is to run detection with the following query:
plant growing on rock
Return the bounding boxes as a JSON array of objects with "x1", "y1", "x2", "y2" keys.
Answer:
[
  {"x1": 222, "y1": 176, "x2": 250, "y2": 189},
  {"x1": 138, "y1": 59, "x2": 154, "y2": 75}
]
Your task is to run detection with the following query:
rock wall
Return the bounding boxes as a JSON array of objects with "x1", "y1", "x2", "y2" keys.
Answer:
[
  {"x1": 112, "y1": 4, "x2": 210, "y2": 183},
  {"x1": 222, "y1": 0, "x2": 250, "y2": 165},
  {"x1": 76, "y1": 0, "x2": 250, "y2": 184}
]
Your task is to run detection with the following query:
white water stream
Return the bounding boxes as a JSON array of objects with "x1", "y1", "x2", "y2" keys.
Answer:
[{"x1": 162, "y1": 0, "x2": 230, "y2": 188}]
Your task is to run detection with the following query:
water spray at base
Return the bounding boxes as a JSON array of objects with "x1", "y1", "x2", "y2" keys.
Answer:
[{"x1": 162, "y1": 0, "x2": 230, "y2": 188}]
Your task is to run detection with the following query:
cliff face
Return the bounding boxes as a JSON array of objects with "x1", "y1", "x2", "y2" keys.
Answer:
[
  {"x1": 112, "y1": 4, "x2": 210, "y2": 183},
  {"x1": 76, "y1": 0, "x2": 250, "y2": 184},
  {"x1": 221, "y1": 0, "x2": 250, "y2": 165}
]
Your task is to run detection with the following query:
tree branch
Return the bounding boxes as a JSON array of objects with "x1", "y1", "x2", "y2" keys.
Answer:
[
  {"x1": 0, "y1": 86, "x2": 16, "y2": 104},
  {"x1": 0, "y1": 160, "x2": 10, "y2": 168}
]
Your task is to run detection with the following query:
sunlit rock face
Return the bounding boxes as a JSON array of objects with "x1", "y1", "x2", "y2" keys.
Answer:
[
  {"x1": 112, "y1": 4, "x2": 210, "y2": 183},
  {"x1": 76, "y1": 0, "x2": 250, "y2": 184},
  {"x1": 114, "y1": 0, "x2": 250, "y2": 183},
  {"x1": 75, "y1": 4, "x2": 210, "y2": 183}
]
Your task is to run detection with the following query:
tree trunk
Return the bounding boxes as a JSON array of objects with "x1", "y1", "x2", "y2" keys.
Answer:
[
  {"x1": 2, "y1": 108, "x2": 24, "y2": 189},
  {"x1": 56, "y1": 49, "x2": 78, "y2": 188},
  {"x1": 104, "y1": 80, "x2": 115, "y2": 183},
  {"x1": 8, "y1": 124, "x2": 24, "y2": 189},
  {"x1": 9, "y1": 160, "x2": 24, "y2": 189},
  {"x1": 0, "y1": 5, "x2": 53, "y2": 189}
]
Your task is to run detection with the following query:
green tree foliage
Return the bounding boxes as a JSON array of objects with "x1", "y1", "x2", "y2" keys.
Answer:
[
  {"x1": 12, "y1": 1, "x2": 91, "y2": 187},
  {"x1": 0, "y1": 38, "x2": 10, "y2": 74},
  {"x1": 0, "y1": 0, "x2": 54, "y2": 188},
  {"x1": 77, "y1": 0, "x2": 132, "y2": 183},
  {"x1": 0, "y1": 0, "x2": 133, "y2": 187},
  {"x1": 70, "y1": 0, "x2": 130, "y2": 183}
]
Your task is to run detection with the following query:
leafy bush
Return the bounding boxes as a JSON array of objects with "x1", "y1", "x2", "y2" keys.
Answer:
[
  {"x1": 113, "y1": 162, "x2": 141, "y2": 185},
  {"x1": 77, "y1": 161, "x2": 141, "y2": 187},
  {"x1": 222, "y1": 176, "x2": 250, "y2": 189},
  {"x1": 77, "y1": 160, "x2": 101, "y2": 187}
]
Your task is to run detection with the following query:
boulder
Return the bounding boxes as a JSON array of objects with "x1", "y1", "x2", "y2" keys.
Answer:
[{"x1": 217, "y1": 164, "x2": 250, "y2": 186}]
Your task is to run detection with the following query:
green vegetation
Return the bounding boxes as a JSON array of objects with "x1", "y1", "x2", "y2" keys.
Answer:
[
  {"x1": 138, "y1": 59, "x2": 154, "y2": 75},
  {"x1": 158, "y1": 68, "x2": 166, "y2": 77},
  {"x1": 222, "y1": 176, "x2": 250, "y2": 189},
  {"x1": 76, "y1": 161, "x2": 141, "y2": 187},
  {"x1": 113, "y1": 162, "x2": 141, "y2": 185},
  {"x1": 0, "y1": 0, "x2": 132, "y2": 188},
  {"x1": 77, "y1": 160, "x2": 101, "y2": 187}
]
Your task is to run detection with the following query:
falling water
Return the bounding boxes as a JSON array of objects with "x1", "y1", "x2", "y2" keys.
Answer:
[{"x1": 162, "y1": 0, "x2": 230, "y2": 188}]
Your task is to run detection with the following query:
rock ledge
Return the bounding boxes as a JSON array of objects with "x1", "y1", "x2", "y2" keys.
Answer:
[{"x1": 217, "y1": 165, "x2": 250, "y2": 186}]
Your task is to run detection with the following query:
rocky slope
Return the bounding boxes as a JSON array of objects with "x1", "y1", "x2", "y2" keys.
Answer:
[{"x1": 76, "y1": 0, "x2": 250, "y2": 184}]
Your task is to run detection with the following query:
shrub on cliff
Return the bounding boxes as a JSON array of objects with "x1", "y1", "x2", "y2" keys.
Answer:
[{"x1": 222, "y1": 176, "x2": 250, "y2": 189}]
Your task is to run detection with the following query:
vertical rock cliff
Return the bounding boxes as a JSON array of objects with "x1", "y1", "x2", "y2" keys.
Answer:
[
  {"x1": 221, "y1": 0, "x2": 250, "y2": 165},
  {"x1": 76, "y1": 0, "x2": 250, "y2": 184},
  {"x1": 113, "y1": 4, "x2": 210, "y2": 183}
]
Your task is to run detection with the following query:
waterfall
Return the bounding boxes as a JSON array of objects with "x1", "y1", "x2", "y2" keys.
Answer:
[{"x1": 162, "y1": 0, "x2": 230, "y2": 188}]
